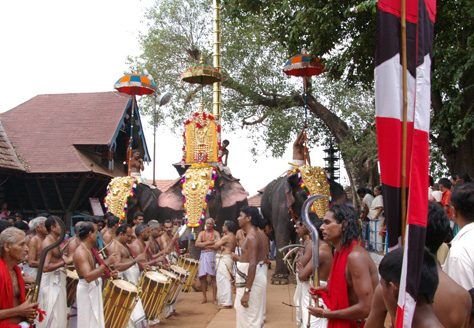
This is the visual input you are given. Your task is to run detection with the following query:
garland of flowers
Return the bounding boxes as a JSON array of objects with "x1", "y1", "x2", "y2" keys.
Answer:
[
  {"x1": 181, "y1": 111, "x2": 222, "y2": 163},
  {"x1": 180, "y1": 165, "x2": 218, "y2": 228},
  {"x1": 104, "y1": 177, "x2": 137, "y2": 223}
]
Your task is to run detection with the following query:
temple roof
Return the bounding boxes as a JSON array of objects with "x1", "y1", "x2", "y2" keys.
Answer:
[{"x1": 0, "y1": 92, "x2": 149, "y2": 175}]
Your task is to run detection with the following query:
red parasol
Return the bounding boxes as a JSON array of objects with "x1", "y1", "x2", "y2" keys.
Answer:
[
  {"x1": 283, "y1": 50, "x2": 324, "y2": 165},
  {"x1": 283, "y1": 53, "x2": 324, "y2": 78}
]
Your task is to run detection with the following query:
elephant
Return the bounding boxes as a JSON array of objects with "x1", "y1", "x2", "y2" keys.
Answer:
[
  {"x1": 126, "y1": 169, "x2": 249, "y2": 231},
  {"x1": 261, "y1": 172, "x2": 347, "y2": 284}
]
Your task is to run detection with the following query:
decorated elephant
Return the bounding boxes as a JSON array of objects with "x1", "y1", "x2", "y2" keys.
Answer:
[
  {"x1": 123, "y1": 168, "x2": 248, "y2": 231},
  {"x1": 261, "y1": 167, "x2": 347, "y2": 284}
]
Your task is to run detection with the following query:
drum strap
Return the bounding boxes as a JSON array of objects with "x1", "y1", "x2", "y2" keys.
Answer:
[{"x1": 91, "y1": 248, "x2": 111, "y2": 279}]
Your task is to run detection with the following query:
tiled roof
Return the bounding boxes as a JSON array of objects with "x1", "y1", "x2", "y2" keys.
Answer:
[
  {"x1": 142, "y1": 179, "x2": 179, "y2": 192},
  {"x1": 247, "y1": 193, "x2": 262, "y2": 207},
  {"x1": 0, "y1": 92, "x2": 131, "y2": 174},
  {"x1": 0, "y1": 122, "x2": 25, "y2": 171}
]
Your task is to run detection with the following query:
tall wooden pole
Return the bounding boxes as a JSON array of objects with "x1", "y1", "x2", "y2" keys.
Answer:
[
  {"x1": 212, "y1": 0, "x2": 222, "y2": 123},
  {"x1": 400, "y1": 0, "x2": 408, "y2": 244}
]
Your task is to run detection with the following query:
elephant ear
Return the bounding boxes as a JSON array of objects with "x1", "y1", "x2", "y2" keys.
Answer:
[
  {"x1": 158, "y1": 179, "x2": 184, "y2": 211},
  {"x1": 219, "y1": 173, "x2": 249, "y2": 208},
  {"x1": 285, "y1": 172, "x2": 300, "y2": 208}
]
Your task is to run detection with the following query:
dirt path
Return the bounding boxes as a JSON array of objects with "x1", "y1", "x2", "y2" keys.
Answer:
[{"x1": 160, "y1": 264, "x2": 297, "y2": 328}]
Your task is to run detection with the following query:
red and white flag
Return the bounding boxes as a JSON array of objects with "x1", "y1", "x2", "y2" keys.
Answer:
[{"x1": 375, "y1": 0, "x2": 436, "y2": 327}]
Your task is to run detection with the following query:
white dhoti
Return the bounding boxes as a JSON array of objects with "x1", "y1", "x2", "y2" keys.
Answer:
[
  {"x1": 76, "y1": 278, "x2": 105, "y2": 328},
  {"x1": 37, "y1": 269, "x2": 67, "y2": 328},
  {"x1": 120, "y1": 264, "x2": 147, "y2": 328},
  {"x1": 299, "y1": 280, "x2": 327, "y2": 328},
  {"x1": 119, "y1": 263, "x2": 141, "y2": 285},
  {"x1": 294, "y1": 276, "x2": 303, "y2": 326},
  {"x1": 216, "y1": 253, "x2": 234, "y2": 307},
  {"x1": 234, "y1": 262, "x2": 267, "y2": 328}
]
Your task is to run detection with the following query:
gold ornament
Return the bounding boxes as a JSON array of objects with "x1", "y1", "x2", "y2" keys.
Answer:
[
  {"x1": 181, "y1": 164, "x2": 216, "y2": 228},
  {"x1": 298, "y1": 165, "x2": 330, "y2": 218},
  {"x1": 184, "y1": 113, "x2": 219, "y2": 164},
  {"x1": 104, "y1": 176, "x2": 137, "y2": 221}
]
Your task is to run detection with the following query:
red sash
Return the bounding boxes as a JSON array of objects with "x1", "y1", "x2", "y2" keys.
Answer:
[
  {"x1": 311, "y1": 240, "x2": 362, "y2": 328},
  {"x1": 0, "y1": 259, "x2": 26, "y2": 328}
]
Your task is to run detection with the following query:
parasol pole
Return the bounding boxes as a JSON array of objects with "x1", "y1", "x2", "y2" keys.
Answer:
[
  {"x1": 212, "y1": 0, "x2": 222, "y2": 123},
  {"x1": 400, "y1": 0, "x2": 408, "y2": 244},
  {"x1": 128, "y1": 95, "x2": 136, "y2": 176},
  {"x1": 301, "y1": 195, "x2": 326, "y2": 327},
  {"x1": 153, "y1": 94, "x2": 157, "y2": 186}
]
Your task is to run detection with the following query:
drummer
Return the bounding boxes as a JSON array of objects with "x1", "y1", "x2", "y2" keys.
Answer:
[
  {"x1": 158, "y1": 219, "x2": 180, "y2": 264},
  {"x1": 101, "y1": 214, "x2": 119, "y2": 245},
  {"x1": 107, "y1": 224, "x2": 149, "y2": 327},
  {"x1": 148, "y1": 220, "x2": 165, "y2": 258},
  {"x1": 128, "y1": 224, "x2": 166, "y2": 271},
  {"x1": 107, "y1": 224, "x2": 145, "y2": 283},
  {"x1": 73, "y1": 221, "x2": 119, "y2": 327}
]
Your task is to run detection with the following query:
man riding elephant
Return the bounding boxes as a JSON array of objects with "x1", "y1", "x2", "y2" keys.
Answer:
[{"x1": 261, "y1": 130, "x2": 347, "y2": 285}]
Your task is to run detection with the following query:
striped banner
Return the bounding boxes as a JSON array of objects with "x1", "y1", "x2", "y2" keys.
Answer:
[{"x1": 375, "y1": 0, "x2": 436, "y2": 327}]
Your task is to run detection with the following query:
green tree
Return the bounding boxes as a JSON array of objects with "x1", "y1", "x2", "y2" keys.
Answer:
[
  {"x1": 224, "y1": 0, "x2": 474, "y2": 178},
  {"x1": 133, "y1": 0, "x2": 381, "y2": 194}
]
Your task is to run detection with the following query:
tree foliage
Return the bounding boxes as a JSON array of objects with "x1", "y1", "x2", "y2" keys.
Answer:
[
  {"x1": 224, "y1": 0, "x2": 474, "y2": 177},
  {"x1": 133, "y1": 0, "x2": 381, "y2": 191}
]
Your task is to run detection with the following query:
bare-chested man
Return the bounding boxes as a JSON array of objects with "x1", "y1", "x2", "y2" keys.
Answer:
[
  {"x1": 107, "y1": 224, "x2": 150, "y2": 327},
  {"x1": 0, "y1": 227, "x2": 39, "y2": 326},
  {"x1": 130, "y1": 150, "x2": 144, "y2": 180},
  {"x1": 128, "y1": 224, "x2": 164, "y2": 271},
  {"x1": 158, "y1": 219, "x2": 180, "y2": 262},
  {"x1": 73, "y1": 221, "x2": 119, "y2": 327},
  {"x1": 130, "y1": 212, "x2": 145, "y2": 242},
  {"x1": 308, "y1": 205, "x2": 378, "y2": 325},
  {"x1": 37, "y1": 216, "x2": 69, "y2": 328},
  {"x1": 366, "y1": 202, "x2": 472, "y2": 328},
  {"x1": 101, "y1": 215, "x2": 119, "y2": 246},
  {"x1": 147, "y1": 220, "x2": 162, "y2": 255},
  {"x1": 235, "y1": 228, "x2": 246, "y2": 256},
  {"x1": 212, "y1": 220, "x2": 238, "y2": 308},
  {"x1": 233, "y1": 206, "x2": 267, "y2": 328},
  {"x1": 294, "y1": 216, "x2": 333, "y2": 328},
  {"x1": 24, "y1": 216, "x2": 47, "y2": 280},
  {"x1": 196, "y1": 218, "x2": 220, "y2": 304},
  {"x1": 292, "y1": 129, "x2": 311, "y2": 166}
]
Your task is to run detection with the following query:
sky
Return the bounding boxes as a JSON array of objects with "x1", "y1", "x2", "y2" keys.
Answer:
[{"x1": 0, "y1": 0, "x2": 348, "y2": 196}]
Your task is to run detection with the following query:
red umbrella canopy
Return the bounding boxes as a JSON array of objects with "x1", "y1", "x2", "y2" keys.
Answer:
[
  {"x1": 114, "y1": 72, "x2": 157, "y2": 96},
  {"x1": 283, "y1": 53, "x2": 324, "y2": 77}
]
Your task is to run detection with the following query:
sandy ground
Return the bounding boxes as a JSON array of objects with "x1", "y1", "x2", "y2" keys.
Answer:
[
  {"x1": 157, "y1": 259, "x2": 392, "y2": 328},
  {"x1": 159, "y1": 263, "x2": 296, "y2": 328}
]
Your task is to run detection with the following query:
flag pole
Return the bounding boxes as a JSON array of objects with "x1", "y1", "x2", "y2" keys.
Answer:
[{"x1": 400, "y1": 0, "x2": 408, "y2": 245}]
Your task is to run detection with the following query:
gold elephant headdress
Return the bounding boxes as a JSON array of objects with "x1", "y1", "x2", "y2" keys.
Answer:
[
  {"x1": 180, "y1": 163, "x2": 218, "y2": 228},
  {"x1": 104, "y1": 176, "x2": 137, "y2": 222},
  {"x1": 289, "y1": 165, "x2": 330, "y2": 219}
]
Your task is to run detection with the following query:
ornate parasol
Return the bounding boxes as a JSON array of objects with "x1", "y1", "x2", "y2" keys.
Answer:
[
  {"x1": 182, "y1": 56, "x2": 221, "y2": 112},
  {"x1": 114, "y1": 71, "x2": 157, "y2": 175},
  {"x1": 283, "y1": 50, "x2": 324, "y2": 165}
]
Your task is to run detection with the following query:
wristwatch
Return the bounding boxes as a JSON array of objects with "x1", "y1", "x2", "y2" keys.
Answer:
[{"x1": 244, "y1": 287, "x2": 251, "y2": 293}]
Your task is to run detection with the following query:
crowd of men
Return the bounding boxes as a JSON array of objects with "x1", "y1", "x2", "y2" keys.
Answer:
[
  {"x1": 1, "y1": 177, "x2": 473, "y2": 328},
  {"x1": 0, "y1": 211, "x2": 185, "y2": 327}
]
